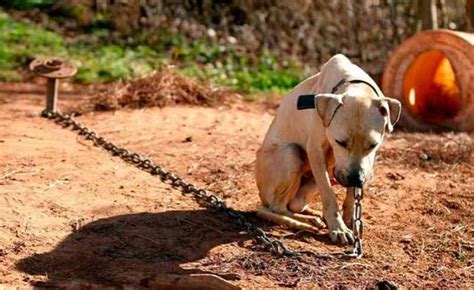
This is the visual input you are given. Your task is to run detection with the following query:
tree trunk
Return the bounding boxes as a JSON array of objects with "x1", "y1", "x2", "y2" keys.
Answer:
[
  {"x1": 467, "y1": 0, "x2": 474, "y2": 31},
  {"x1": 418, "y1": 0, "x2": 438, "y2": 30}
]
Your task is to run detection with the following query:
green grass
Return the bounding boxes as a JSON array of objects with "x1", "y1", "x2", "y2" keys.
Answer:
[
  {"x1": 3, "y1": 0, "x2": 54, "y2": 10},
  {"x1": 0, "y1": 10, "x2": 162, "y2": 82},
  {"x1": 178, "y1": 47, "x2": 302, "y2": 93},
  {"x1": 0, "y1": 10, "x2": 304, "y2": 93},
  {"x1": 0, "y1": 10, "x2": 66, "y2": 80},
  {"x1": 67, "y1": 42, "x2": 163, "y2": 82}
]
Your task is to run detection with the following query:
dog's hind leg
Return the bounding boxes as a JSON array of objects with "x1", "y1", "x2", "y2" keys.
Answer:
[
  {"x1": 256, "y1": 143, "x2": 324, "y2": 231},
  {"x1": 288, "y1": 179, "x2": 325, "y2": 228},
  {"x1": 256, "y1": 143, "x2": 304, "y2": 210},
  {"x1": 257, "y1": 207, "x2": 320, "y2": 232}
]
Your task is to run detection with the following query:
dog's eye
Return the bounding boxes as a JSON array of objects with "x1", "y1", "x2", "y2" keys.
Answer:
[
  {"x1": 368, "y1": 143, "x2": 378, "y2": 150},
  {"x1": 335, "y1": 139, "x2": 348, "y2": 148}
]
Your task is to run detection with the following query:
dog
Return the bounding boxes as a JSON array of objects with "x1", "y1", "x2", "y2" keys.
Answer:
[{"x1": 256, "y1": 54, "x2": 401, "y2": 244}]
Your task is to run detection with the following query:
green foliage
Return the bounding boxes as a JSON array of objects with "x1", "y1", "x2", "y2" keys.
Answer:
[
  {"x1": 0, "y1": 10, "x2": 304, "y2": 93},
  {"x1": 0, "y1": 11, "x2": 161, "y2": 82},
  {"x1": 3, "y1": 0, "x2": 54, "y2": 10},
  {"x1": 0, "y1": 11, "x2": 66, "y2": 75},
  {"x1": 176, "y1": 42, "x2": 302, "y2": 92},
  {"x1": 68, "y1": 43, "x2": 163, "y2": 82}
]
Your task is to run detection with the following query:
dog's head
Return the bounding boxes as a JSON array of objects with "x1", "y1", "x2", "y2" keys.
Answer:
[{"x1": 315, "y1": 92, "x2": 401, "y2": 187}]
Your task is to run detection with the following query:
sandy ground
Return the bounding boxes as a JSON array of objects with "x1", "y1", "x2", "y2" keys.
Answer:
[{"x1": 0, "y1": 82, "x2": 472, "y2": 288}]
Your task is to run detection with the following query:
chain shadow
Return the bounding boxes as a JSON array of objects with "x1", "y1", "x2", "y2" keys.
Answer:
[{"x1": 16, "y1": 209, "x2": 248, "y2": 287}]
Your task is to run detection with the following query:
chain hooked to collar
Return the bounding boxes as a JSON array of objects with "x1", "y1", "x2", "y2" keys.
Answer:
[{"x1": 32, "y1": 57, "x2": 368, "y2": 259}]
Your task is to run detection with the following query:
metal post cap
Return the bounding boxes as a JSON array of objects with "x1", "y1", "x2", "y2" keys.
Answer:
[{"x1": 29, "y1": 58, "x2": 77, "y2": 79}]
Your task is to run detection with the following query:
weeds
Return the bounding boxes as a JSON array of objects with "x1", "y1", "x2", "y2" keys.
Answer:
[
  {"x1": 0, "y1": 10, "x2": 304, "y2": 94},
  {"x1": 0, "y1": 10, "x2": 66, "y2": 80}
]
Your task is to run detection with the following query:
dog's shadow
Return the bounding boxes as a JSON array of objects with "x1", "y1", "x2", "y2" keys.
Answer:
[
  {"x1": 16, "y1": 209, "x2": 249, "y2": 287},
  {"x1": 16, "y1": 208, "x2": 338, "y2": 287}
]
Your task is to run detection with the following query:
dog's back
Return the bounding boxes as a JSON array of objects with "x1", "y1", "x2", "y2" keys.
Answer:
[{"x1": 285, "y1": 54, "x2": 378, "y2": 103}]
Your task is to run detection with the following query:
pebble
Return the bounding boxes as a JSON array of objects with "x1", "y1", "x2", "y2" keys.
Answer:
[{"x1": 419, "y1": 153, "x2": 429, "y2": 160}]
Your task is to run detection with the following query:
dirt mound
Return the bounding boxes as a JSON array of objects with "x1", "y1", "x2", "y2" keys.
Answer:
[{"x1": 83, "y1": 69, "x2": 241, "y2": 112}]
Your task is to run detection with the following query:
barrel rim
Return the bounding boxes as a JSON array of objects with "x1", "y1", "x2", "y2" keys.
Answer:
[{"x1": 382, "y1": 30, "x2": 473, "y2": 131}]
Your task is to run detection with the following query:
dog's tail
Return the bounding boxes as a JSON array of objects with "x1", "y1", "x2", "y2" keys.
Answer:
[{"x1": 256, "y1": 206, "x2": 321, "y2": 232}]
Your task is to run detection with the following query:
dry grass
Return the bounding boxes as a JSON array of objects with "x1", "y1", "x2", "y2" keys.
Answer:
[{"x1": 81, "y1": 69, "x2": 241, "y2": 112}]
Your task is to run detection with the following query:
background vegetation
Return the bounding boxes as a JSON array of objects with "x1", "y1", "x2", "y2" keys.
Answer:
[{"x1": 0, "y1": 0, "x2": 471, "y2": 93}]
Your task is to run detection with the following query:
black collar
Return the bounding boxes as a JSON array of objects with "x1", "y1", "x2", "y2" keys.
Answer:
[
  {"x1": 296, "y1": 78, "x2": 380, "y2": 110},
  {"x1": 331, "y1": 79, "x2": 380, "y2": 97}
]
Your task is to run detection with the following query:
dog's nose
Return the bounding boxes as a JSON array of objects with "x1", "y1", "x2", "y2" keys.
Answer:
[{"x1": 347, "y1": 171, "x2": 365, "y2": 187}]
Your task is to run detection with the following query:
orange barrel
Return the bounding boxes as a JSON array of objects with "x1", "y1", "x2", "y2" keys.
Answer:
[{"x1": 382, "y1": 29, "x2": 473, "y2": 131}]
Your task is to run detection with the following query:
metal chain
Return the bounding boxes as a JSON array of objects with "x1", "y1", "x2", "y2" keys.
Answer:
[
  {"x1": 42, "y1": 110, "x2": 364, "y2": 259},
  {"x1": 346, "y1": 187, "x2": 364, "y2": 258}
]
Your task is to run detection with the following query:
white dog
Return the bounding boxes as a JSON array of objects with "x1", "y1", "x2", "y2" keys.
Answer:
[{"x1": 256, "y1": 54, "x2": 401, "y2": 244}]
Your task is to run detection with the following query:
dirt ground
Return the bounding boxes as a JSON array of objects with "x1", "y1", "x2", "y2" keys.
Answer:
[{"x1": 0, "y1": 82, "x2": 472, "y2": 288}]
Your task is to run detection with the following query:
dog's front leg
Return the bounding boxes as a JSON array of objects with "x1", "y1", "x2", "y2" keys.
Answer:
[
  {"x1": 307, "y1": 145, "x2": 355, "y2": 245},
  {"x1": 343, "y1": 187, "x2": 355, "y2": 228}
]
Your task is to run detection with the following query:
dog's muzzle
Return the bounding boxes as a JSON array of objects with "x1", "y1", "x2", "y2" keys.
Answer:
[
  {"x1": 336, "y1": 169, "x2": 366, "y2": 188},
  {"x1": 346, "y1": 170, "x2": 365, "y2": 187}
]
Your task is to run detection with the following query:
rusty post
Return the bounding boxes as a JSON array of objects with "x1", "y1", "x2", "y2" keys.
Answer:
[
  {"x1": 29, "y1": 58, "x2": 77, "y2": 115},
  {"x1": 46, "y1": 78, "x2": 59, "y2": 112}
]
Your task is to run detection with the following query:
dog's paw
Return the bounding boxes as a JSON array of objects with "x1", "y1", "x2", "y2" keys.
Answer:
[{"x1": 329, "y1": 225, "x2": 355, "y2": 245}]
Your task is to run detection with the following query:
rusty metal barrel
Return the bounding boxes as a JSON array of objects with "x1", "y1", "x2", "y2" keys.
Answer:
[{"x1": 382, "y1": 29, "x2": 473, "y2": 131}]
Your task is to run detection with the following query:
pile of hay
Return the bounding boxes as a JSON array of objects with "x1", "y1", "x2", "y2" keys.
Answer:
[{"x1": 84, "y1": 69, "x2": 240, "y2": 112}]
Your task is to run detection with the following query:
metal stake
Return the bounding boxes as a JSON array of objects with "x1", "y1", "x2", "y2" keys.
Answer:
[
  {"x1": 46, "y1": 78, "x2": 59, "y2": 113},
  {"x1": 29, "y1": 58, "x2": 77, "y2": 115}
]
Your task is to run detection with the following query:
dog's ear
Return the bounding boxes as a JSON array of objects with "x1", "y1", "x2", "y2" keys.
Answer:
[
  {"x1": 315, "y1": 94, "x2": 344, "y2": 127},
  {"x1": 379, "y1": 97, "x2": 401, "y2": 132}
]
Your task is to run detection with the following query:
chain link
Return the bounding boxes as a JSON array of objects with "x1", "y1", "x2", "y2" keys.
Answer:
[
  {"x1": 344, "y1": 187, "x2": 364, "y2": 258},
  {"x1": 42, "y1": 110, "x2": 364, "y2": 259}
]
